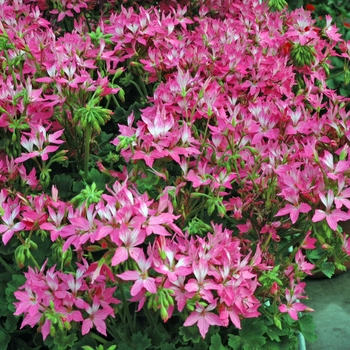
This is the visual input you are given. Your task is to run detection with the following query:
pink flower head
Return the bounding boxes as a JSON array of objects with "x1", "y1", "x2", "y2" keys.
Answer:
[
  {"x1": 276, "y1": 189, "x2": 312, "y2": 224},
  {"x1": 82, "y1": 297, "x2": 112, "y2": 336},
  {"x1": 278, "y1": 284, "x2": 309, "y2": 320},
  {"x1": 184, "y1": 301, "x2": 223, "y2": 338},
  {"x1": 0, "y1": 204, "x2": 26, "y2": 245},
  {"x1": 117, "y1": 252, "x2": 157, "y2": 296},
  {"x1": 312, "y1": 190, "x2": 350, "y2": 230}
]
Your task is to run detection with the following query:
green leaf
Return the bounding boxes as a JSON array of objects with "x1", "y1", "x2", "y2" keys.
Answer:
[
  {"x1": 228, "y1": 319, "x2": 267, "y2": 350},
  {"x1": 52, "y1": 174, "x2": 74, "y2": 200},
  {"x1": 0, "y1": 238, "x2": 18, "y2": 256},
  {"x1": 160, "y1": 344, "x2": 177, "y2": 350},
  {"x1": 265, "y1": 324, "x2": 288, "y2": 342},
  {"x1": 320, "y1": 262, "x2": 335, "y2": 278},
  {"x1": 145, "y1": 326, "x2": 169, "y2": 348},
  {"x1": 228, "y1": 335, "x2": 242, "y2": 349},
  {"x1": 53, "y1": 330, "x2": 78, "y2": 350},
  {"x1": 115, "y1": 342, "x2": 133, "y2": 350},
  {"x1": 179, "y1": 325, "x2": 202, "y2": 344},
  {"x1": 5, "y1": 274, "x2": 26, "y2": 313},
  {"x1": 262, "y1": 335, "x2": 298, "y2": 350},
  {"x1": 4, "y1": 314, "x2": 18, "y2": 333},
  {"x1": 9, "y1": 337, "x2": 41, "y2": 350},
  {"x1": 0, "y1": 329, "x2": 10, "y2": 350},
  {"x1": 136, "y1": 171, "x2": 160, "y2": 192},
  {"x1": 0, "y1": 273, "x2": 12, "y2": 317},
  {"x1": 71, "y1": 334, "x2": 97, "y2": 350},
  {"x1": 299, "y1": 314, "x2": 317, "y2": 343},
  {"x1": 30, "y1": 235, "x2": 54, "y2": 267},
  {"x1": 131, "y1": 331, "x2": 152, "y2": 350},
  {"x1": 193, "y1": 340, "x2": 209, "y2": 350},
  {"x1": 210, "y1": 333, "x2": 229, "y2": 350},
  {"x1": 87, "y1": 168, "x2": 110, "y2": 190}
]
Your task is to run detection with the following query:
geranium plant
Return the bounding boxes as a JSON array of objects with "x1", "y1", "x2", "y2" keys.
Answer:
[{"x1": 1, "y1": 0, "x2": 350, "y2": 349}]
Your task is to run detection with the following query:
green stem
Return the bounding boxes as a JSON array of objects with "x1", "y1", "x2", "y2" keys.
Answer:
[
  {"x1": 0, "y1": 256, "x2": 16, "y2": 274},
  {"x1": 137, "y1": 76, "x2": 149, "y2": 98},
  {"x1": 275, "y1": 232, "x2": 305, "y2": 258},
  {"x1": 84, "y1": 12, "x2": 92, "y2": 32},
  {"x1": 118, "y1": 282, "x2": 135, "y2": 334},
  {"x1": 84, "y1": 123, "x2": 92, "y2": 177},
  {"x1": 29, "y1": 254, "x2": 41, "y2": 270},
  {"x1": 111, "y1": 94, "x2": 121, "y2": 109},
  {"x1": 4, "y1": 50, "x2": 17, "y2": 89},
  {"x1": 143, "y1": 306, "x2": 158, "y2": 329},
  {"x1": 129, "y1": 80, "x2": 147, "y2": 101},
  {"x1": 90, "y1": 332, "x2": 107, "y2": 344}
]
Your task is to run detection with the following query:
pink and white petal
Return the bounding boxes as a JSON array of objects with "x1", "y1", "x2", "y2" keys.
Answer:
[
  {"x1": 130, "y1": 280, "x2": 144, "y2": 297},
  {"x1": 41, "y1": 319, "x2": 51, "y2": 340},
  {"x1": 197, "y1": 317, "x2": 210, "y2": 338},
  {"x1": 82, "y1": 318, "x2": 93, "y2": 335},
  {"x1": 299, "y1": 203, "x2": 312, "y2": 213},
  {"x1": 311, "y1": 210, "x2": 327, "y2": 223},
  {"x1": 183, "y1": 312, "x2": 200, "y2": 327},
  {"x1": 143, "y1": 278, "x2": 157, "y2": 294},
  {"x1": 326, "y1": 215, "x2": 338, "y2": 230},
  {"x1": 117, "y1": 270, "x2": 140, "y2": 281},
  {"x1": 111, "y1": 247, "x2": 128, "y2": 266}
]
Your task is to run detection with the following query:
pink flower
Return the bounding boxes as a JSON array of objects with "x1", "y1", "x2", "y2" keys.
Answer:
[
  {"x1": 312, "y1": 190, "x2": 350, "y2": 230},
  {"x1": 82, "y1": 297, "x2": 112, "y2": 336},
  {"x1": 0, "y1": 204, "x2": 26, "y2": 245},
  {"x1": 15, "y1": 126, "x2": 65, "y2": 163},
  {"x1": 111, "y1": 225, "x2": 145, "y2": 266},
  {"x1": 300, "y1": 230, "x2": 317, "y2": 250},
  {"x1": 276, "y1": 190, "x2": 312, "y2": 224},
  {"x1": 279, "y1": 297, "x2": 307, "y2": 321},
  {"x1": 295, "y1": 250, "x2": 314, "y2": 275},
  {"x1": 321, "y1": 151, "x2": 350, "y2": 180},
  {"x1": 184, "y1": 301, "x2": 223, "y2": 338},
  {"x1": 117, "y1": 252, "x2": 157, "y2": 296}
]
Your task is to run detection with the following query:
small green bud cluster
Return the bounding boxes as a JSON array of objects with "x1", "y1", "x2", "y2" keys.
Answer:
[
  {"x1": 146, "y1": 288, "x2": 175, "y2": 321},
  {"x1": 267, "y1": 0, "x2": 287, "y2": 12},
  {"x1": 291, "y1": 43, "x2": 316, "y2": 67}
]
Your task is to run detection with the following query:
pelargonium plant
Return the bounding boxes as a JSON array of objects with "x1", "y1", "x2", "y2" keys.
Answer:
[{"x1": 1, "y1": 0, "x2": 350, "y2": 349}]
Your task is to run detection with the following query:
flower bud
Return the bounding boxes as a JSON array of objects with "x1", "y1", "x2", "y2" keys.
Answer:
[
  {"x1": 117, "y1": 88, "x2": 125, "y2": 103},
  {"x1": 160, "y1": 305, "x2": 168, "y2": 321},
  {"x1": 270, "y1": 281, "x2": 279, "y2": 295},
  {"x1": 15, "y1": 246, "x2": 26, "y2": 268},
  {"x1": 50, "y1": 324, "x2": 56, "y2": 337},
  {"x1": 268, "y1": 0, "x2": 287, "y2": 11},
  {"x1": 291, "y1": 44, "x2": 316, "y2": 67}
]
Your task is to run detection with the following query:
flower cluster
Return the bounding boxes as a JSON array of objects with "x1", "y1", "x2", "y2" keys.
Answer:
[
  {"x1": 1, "y1": 0, "x2": 350, "y2": 347},
  {"x1": 14, "y1": 260, "x2": 119, "y2": 339}
]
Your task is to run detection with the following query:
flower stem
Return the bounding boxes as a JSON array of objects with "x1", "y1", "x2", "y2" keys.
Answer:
[
  {"x1": 0, "y1": 256, "x2": 16, "y2": 274},
  {"x1": 84, "y1": 123, "x2": 92, "y2": 177},
  {"x1": 90, "y1": 332, "x2": 107, "y2": 344},
  {"x1": 118, "y1": 282, "x2": 135, "y2": 334}
]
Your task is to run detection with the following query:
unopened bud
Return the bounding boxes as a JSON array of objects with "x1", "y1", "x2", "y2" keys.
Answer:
[
  {"x1": 50, "y1": 324, "x2": 56, "y2": 337},
  {"x1": 160, "y1": 305, "x2": 168, "y2": 321}
]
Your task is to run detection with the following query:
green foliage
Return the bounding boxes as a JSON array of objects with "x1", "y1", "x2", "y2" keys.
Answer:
[
  {"x1": 5, "y1": 274, "x2": 26, "y2": 313},
  {"x1": 44, "y1": 330, "x2": 78, "y2": 350},
  {"x1": 179, "y1": 325, "x2": 202, "y2": 344},
  {"x1": 52, "y1": 174, "x2": 74, "y2": 200},
  {"x1": 228, "y1": 319, "x2": 267, "y2": 350},
  {"x1": 0, "y1": 328, "x2": 11, "y2": 349},
  {"x1": 210, "y1": 334, "x2": 229, "y2": 350},
  {"x1": 136, "y1": 171, "x2": 160, "y2": 194},
  {"x1": 299, "y1": 314, "x2": 317, "y2": 343}
]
